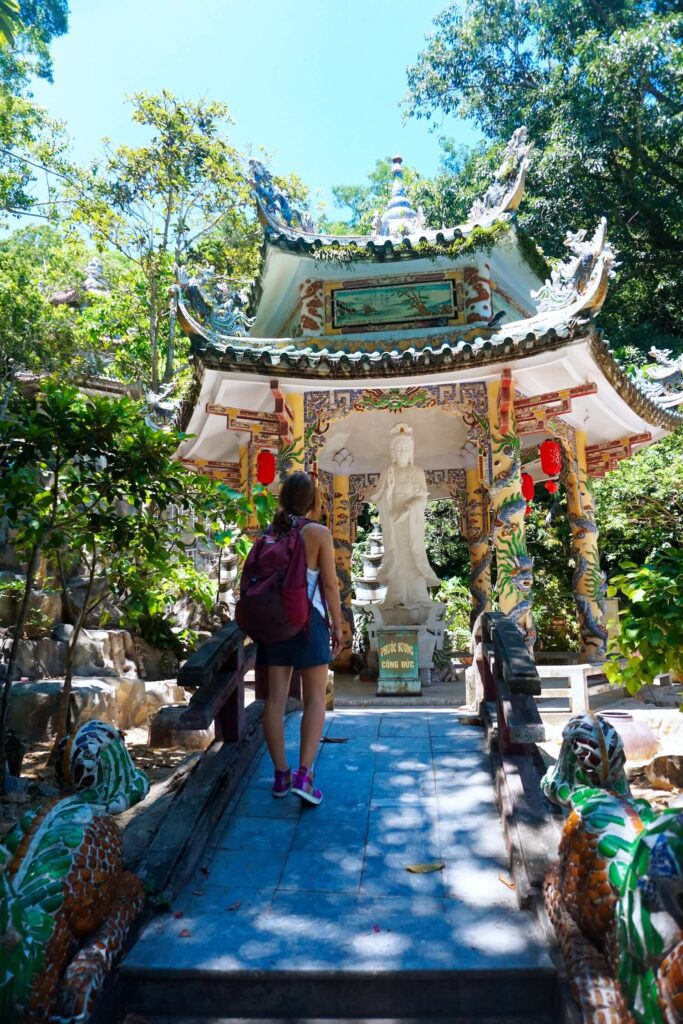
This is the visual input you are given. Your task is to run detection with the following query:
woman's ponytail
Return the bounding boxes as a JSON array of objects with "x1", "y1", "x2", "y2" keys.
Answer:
[{"x1": 271, "y1": 471, "x2": 316, "y2": 533}]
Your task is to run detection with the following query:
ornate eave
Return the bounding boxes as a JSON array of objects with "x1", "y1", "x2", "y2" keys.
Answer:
[
  {"x1": 186, "y1": 320, "x2": 578, "y2": 380},
  {"x1": 590, "y1": 335, "x2": 683, "y2": 431}
]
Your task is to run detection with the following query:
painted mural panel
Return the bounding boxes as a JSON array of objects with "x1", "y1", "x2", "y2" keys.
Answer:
[{"x1": 332, "y1": 279, "x2": 454, "y2": 331}]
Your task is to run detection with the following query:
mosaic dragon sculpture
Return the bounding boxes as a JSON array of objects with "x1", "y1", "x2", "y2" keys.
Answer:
[
  {"x1": 635, "y1": 348, "x2": 683, "y2": 411},
  {"x1": 249, "y1": 158, "x2": 315, "y2": 233},
  {"x1": 177, "y1": 266, "x2": 255, "y2": 338},
  {"x1": 531, "y1": 217, "x2": 618, "y2": 315},
  {"x1": 542, "y1": 713, "x2": 682, "y2": 1024},
  {"x1": 468, "y1": 125, "x2": 531, "y2": 223},
  {"x1": 0, "y1": 720, "x2": 149, "y2": 1024}
]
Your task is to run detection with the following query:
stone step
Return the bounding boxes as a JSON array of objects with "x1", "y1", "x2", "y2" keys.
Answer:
[
  {"x1": 121, "y1": 1016, "x2": 556, "y2": 1024},
  {"x1": 115, "y1": 966, "x2": 557, "y2": 1021}
]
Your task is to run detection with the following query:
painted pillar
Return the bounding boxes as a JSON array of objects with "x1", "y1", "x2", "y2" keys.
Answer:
[
  {"x1": 239, "y1": 442, "x2": 258, "y2": 529},
  {"x1": 487, "y1": 380, "x2": 536, "y2": 649},
  {"x1": 465, "y1": 466, "x2": 493, "y2": 624},
  {"x1": 332, "y1": 473, "x2": 354, "y2": 669},
  {"x1": 563, "y1": 430, "x2": 608, "y2": 663},
  {"x1": 239, "y1": 442, "x2": 252, "y2": 498},
  {"x1": 282, "y1": 391, "x2": 305, "y2": 474}
]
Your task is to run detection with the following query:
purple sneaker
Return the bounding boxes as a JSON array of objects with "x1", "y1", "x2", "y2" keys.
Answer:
[
  {"x1": 272, "y1": 768, "x2": 292, "y2": 798},
  {"x1": 291, "y1": 766, "x2": 323, "y2": 806}
]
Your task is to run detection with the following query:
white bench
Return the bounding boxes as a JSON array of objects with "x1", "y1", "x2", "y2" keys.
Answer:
[{"x1": 535, "y1": 663, "x2": 613, "y2": 714}]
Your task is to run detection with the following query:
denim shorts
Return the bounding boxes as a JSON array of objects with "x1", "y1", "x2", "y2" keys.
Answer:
[{"x1": 256, "y1": 608, "x2": 331, "y2": 670}]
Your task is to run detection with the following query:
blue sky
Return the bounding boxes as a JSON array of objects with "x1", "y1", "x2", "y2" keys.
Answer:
[{"x1": 31, "y1": 0, "x2": 481, "y2": 218}]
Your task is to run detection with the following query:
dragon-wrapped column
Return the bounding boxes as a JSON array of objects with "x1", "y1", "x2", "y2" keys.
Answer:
[
  {"x1": 332, "y1": 473, "x2": 354, "y2": 669},
  {"x1": 563, "y1": 431, "x2": 608, "y2": 663},
  {"x1": 281, "y1": 391, "x2": 305, "y2": 473},
  {"x1": 488, "y1": 376, "x2": 536, "y2": 649},
  {"x1": 465, "y1": 466, "x2": 492, "y2": 624}
]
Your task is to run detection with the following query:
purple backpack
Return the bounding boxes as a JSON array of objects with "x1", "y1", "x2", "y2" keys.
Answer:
[{"x1": 235, "y1": 518, "x2": 311, "y2": 644}]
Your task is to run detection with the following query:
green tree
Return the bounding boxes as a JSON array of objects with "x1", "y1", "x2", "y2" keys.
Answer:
[
  {"x1": 604, "y1": 548, "x2": 683, "y2": 694},
  {"x1": 0, "y1": 225, "x2": 157, "y2": 414},
  {"x1": 404, "y1": 1, "x2": 683, "y2": 355},
  {"x1": 69, "y1": 92, "x2": 253, "y2": 390},
  {"x1": 0, "y1": 382, "x2": 278, "y2": 770},
  {"x1": 0, "y1": 385, "x2": 251, "y2": 778},
  {"x1": 594, "y1": 430, "x2": 683, "y2": 570},
  {"x1": 425, "y1": 499, "x2": 469, "y2": 579},
  {"x1": 0, "y1": 226, "x2": 97, "y2": 414},
  {"x1": 524, "y1": 491, "x2": 581, "y2": 650},
  {"x1": 0, "y1": 1, "x2": 21, "y2": 47},
  {"x1": 0, "y1": 0, "x2": 69, "y2": 218}
]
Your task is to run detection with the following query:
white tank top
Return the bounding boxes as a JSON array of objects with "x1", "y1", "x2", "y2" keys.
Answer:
[{"x1": 306, "y1": 568, "x2": 326, "y2": 618}]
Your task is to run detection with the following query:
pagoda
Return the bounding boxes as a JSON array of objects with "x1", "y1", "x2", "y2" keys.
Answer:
[{"x1": 175, "y1": 128, "x2": 682, "y2": 669}]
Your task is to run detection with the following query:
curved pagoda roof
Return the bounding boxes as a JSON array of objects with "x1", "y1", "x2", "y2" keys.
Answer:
[{"x1": 175, "y1": 128, "x2": 682, "y2": 441}]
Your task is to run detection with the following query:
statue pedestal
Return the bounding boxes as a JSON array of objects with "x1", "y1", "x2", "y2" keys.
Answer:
[
  {"x1": 376, "y1": 626, "x2": 421, "y2": 695},
  {"x1": 370, "y1": 603, "x2": 445, "y2": 693}
]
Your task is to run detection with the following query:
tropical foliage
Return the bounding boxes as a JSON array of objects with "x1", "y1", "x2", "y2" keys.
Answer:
[
  {"x1": 404, "y1": 0, "x2": 683, "y2": 359},
  {"x1": 604, "y1": 549, "x2": 683, "y2": 694},
  {"x1": 0, "y1": 383, "x2": 273, "y2": 779}
]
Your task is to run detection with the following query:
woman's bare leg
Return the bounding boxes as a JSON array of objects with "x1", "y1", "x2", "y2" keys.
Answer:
[
  {"x1": 299, "y1": 664, "x2": 328, "y2": 769},
  {"x1": 263, "y1": 665, "x2": 293, "y2": 771}
]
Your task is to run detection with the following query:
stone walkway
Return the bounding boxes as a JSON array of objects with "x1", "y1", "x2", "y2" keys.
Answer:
[{"x1": 124, "y1": 709, "x2": 553, "y2": 993}]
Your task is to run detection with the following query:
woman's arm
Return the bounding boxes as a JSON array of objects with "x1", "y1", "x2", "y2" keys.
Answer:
[{"x1": 318, "y1": 526, "x2": 344, "y2": 658}]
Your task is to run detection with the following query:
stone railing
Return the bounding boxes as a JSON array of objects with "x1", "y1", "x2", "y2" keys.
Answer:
[
  {"x1": 177, "y1": 621, "x2": 254, "y2": 742},
  {"x1": 478, "y1": 611, "x2": 545, "y2": 752}
]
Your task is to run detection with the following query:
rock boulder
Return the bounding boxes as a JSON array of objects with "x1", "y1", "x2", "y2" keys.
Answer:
[
  {"x1": 7, "y1": 679, "x2": 118, "y2": 744},
  {"x1": 148, "y1": 704, "x2": 214, "y2": 750}
]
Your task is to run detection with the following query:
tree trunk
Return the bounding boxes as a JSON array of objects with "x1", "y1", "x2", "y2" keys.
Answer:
[
  {"x1": 53, "y1": 543, "x2": 97, "y2": 752},
  {"x1": 216, "y1": 546, "x2": 223, "y2": 604},
  {"x1": 56, "y1": 550, "x2": 77, "y2": 624},
  {"x1": 149, "y1": 279, "x2": 159, "y2": 393},
  {"x1": 0, "y1": 542, "x2": 43, "y2": 793},
  {"x1": 163, "y1": 289, "x2": 177, "y2": 384},
  {"x1": 0, "y1": 375, "x2": 15, "y2": 422}
]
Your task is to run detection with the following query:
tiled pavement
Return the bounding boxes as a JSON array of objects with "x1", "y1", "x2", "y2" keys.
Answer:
[
  {"x1": 126, "y1": 708, "x2": 557, "y2": 987},
  {"x1": 124, "y1": 710, "x2": 552, "y2": 979}
]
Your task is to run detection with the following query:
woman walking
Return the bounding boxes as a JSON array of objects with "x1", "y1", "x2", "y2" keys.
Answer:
[{"x1": 258, "y1": 472, "x2": 343, "y2": 806}]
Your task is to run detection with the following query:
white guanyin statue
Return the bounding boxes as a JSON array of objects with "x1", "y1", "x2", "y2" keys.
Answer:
[{"x1": 370, "y1": 423, "x2": 441, "y2": 607}]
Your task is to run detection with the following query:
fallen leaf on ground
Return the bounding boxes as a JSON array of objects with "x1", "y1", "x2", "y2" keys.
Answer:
[
  {"x1": 178, "y1": 929, "x2": 192, "y2": 937},
  {"x1": 227, "y1": 901, "x2": 243, "y2": 912},
  {"x1": 200, "y1": 865, "x2": 210, "y2": 876},
  {"x1": 405, "y1": 861, "x2": 445, "y2": 873},
  {"x1": 321, "y1": 737, "x2": 349, "y2": 743},
  {"x1": 498, "y1": 875, "x2": 516, "y2": 890},
  {"x1": 173, "y1": 911, "x2": 184, "y2": 919},
  {"x1": 372, "y1": 924, "x2": 381, "y2": 933}
]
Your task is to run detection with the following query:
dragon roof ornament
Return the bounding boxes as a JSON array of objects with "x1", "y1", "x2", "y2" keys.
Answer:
[
  {"x1": 634, "y1": 347, "x2": 683, "y2": 409},
  {"x1": 531, "y1": 217, "x2": 618, "y2": 318},
  {"x1": 177, "y1": 265, "x2": 254, "y2": 338},
  {"x1": 249, "y1": 158, "x2": 315, "y2": 234},
  {"x1": 468, "y1": 126, "x2": 531, "y2": 225}
]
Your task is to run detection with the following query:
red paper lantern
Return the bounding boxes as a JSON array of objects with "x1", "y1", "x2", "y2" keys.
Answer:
[
  {"x1": 256, "y1": 450, "x2": 276, "y2": 485},
  {"x1": 539, "y1": 438, "x2": 562, "y2": 477},
  {"x1": 521, "y1": 472, "x2": 535, "y2": 502},
  {"x1": 545, "y1": 480, "x2": 559, "y2": 494}
]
